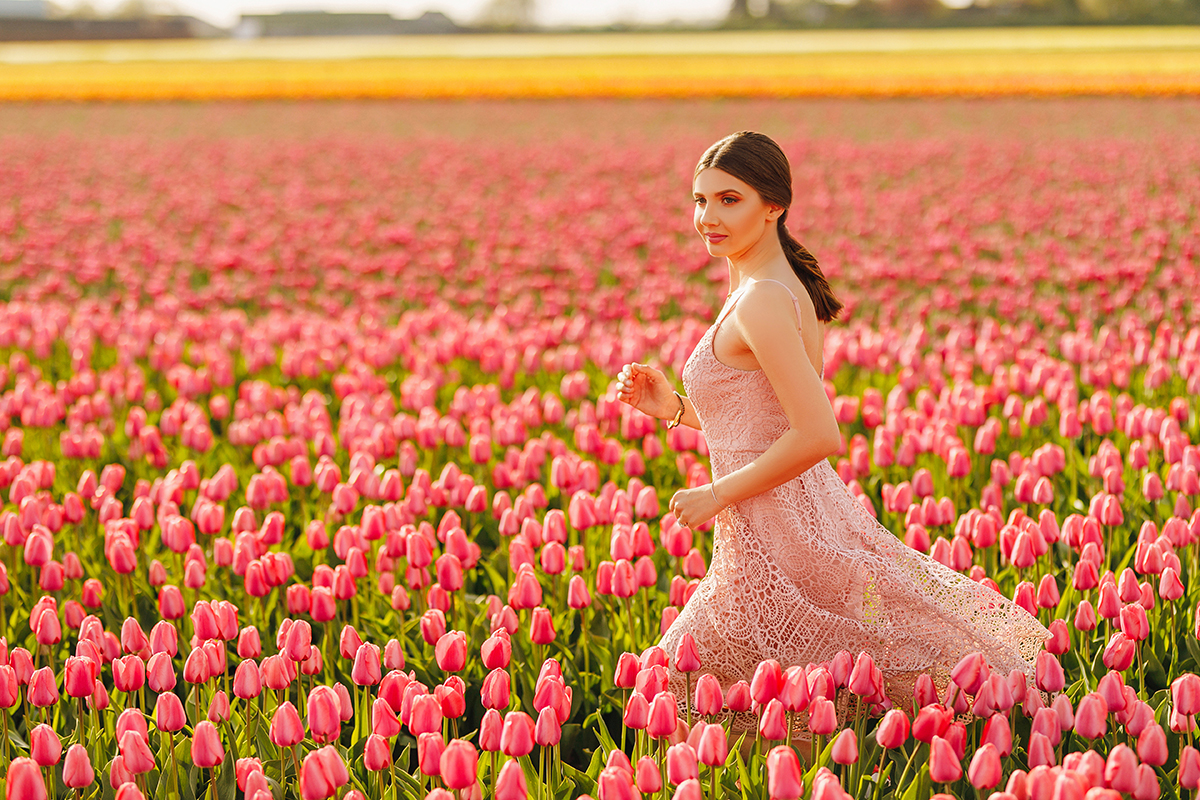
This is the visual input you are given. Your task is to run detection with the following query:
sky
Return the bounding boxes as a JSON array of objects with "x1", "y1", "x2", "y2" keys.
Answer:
[{"x1": 66, "y1": 0, "x2": 732, "y2": 29}]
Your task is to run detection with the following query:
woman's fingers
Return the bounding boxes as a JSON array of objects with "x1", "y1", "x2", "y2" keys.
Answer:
[{"x1": 616, "y1": 364, "x2": 640, "y2": 405}]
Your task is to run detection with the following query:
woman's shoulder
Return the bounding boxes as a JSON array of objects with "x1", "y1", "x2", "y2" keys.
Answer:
[{"x1": 734, "y1": 277, "x2": 810, "y2": 327}]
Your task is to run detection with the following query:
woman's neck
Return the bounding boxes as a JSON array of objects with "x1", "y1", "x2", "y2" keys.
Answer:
[{"x1": 726, "y1": 227, "x2": 789, "y2": 292}]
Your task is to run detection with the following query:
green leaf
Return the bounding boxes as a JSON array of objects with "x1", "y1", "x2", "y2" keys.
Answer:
[
  {"x1": 733, "y1": 748, "x2": 753, "y2": 800},
  {"x1": 583, "y1": 709, "x2": 620, "y2": 756},
  {"x1": 215, "y1": 749, "x2": 238, "y2": 799},
  {"x1": 899, "y1": 763, "x2": 931, "y2": 800},
  {"x1": 1145, "y1": 648, "x2": 1169, "y2": 692}
]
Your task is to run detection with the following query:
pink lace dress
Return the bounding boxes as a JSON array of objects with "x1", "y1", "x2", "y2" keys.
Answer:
[{"x1": 657, "y1": 279, "x2": 1050, "y2": 720}]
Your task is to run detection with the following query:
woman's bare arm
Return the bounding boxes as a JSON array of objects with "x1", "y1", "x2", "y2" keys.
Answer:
[
  {"x1": 614, "y1": 363, "x2": 703, "y2": 430},
  {"x1": 708, "y1": 283, "x2": 841, "y2": 506}
]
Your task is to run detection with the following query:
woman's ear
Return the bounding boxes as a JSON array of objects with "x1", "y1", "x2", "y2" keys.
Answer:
[{"x1": 766, "y1": 204, "x2": 784, "y2": 222}]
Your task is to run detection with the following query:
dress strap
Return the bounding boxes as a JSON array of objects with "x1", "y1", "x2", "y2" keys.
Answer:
[
  {"x1": 713, "y1": 289, "x2": 745, "y2": 330},
  {"x1": 715, "y1": 279, "x2": 803, "y2": 333}
]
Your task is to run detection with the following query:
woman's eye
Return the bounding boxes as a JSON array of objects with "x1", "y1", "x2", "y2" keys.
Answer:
[{"x1": 722, "y1": 197, "x2": 737, "y2": 204}]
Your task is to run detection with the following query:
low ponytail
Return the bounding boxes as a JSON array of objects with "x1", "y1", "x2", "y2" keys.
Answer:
[
  {"x1": 778, "y1": 214, "x2": 842, "y2": 323},
  {"x1": 697, "y1": 130, "x2": 843, "y2": 323}
]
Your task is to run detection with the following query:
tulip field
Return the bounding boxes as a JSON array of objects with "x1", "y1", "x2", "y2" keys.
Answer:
[{"x1": 1, "y1": 96, "x2": 1200, "y2": 800}]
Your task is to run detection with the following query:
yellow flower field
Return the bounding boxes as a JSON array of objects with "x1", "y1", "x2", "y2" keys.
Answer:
[{"x1": 1, "y1": 27, "x2": 1199, "y2": 99}]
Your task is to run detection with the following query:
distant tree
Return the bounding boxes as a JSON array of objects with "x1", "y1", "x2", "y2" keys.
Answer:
[
  {"x1": 59, "y1": 1, "x2": 100, "y2": 17},
  {"x1": 476, "y1": 0, "x2": 536, "y2": 28},
  {"x1": 728, "y1": 0, "x2": 783, "y2": 19}
]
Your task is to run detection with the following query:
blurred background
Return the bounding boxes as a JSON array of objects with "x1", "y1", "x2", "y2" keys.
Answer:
[{"x1": 2, "y1": 0, "x2": 1199, "y2": 41}]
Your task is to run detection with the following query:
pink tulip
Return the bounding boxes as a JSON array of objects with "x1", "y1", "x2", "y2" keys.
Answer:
[
  {"x1": 363, "y1": 734, "x2": 392, "y2": 771},
  {"x1": 1035, "y1": 651, "x2": 1065, "y2": 693},
  {"x1": 623, "y1": 692, "x2": 649, "y2": 730},
  {"x1": 496, "y1": 759, "x2": 529, "y2": 800},
  {"x1": 1161, "y1": 567, "x2": 1185, "y2": 601},
  {"x1": 307, "y1": 686, "x2": 342, "y2": 743},
  {"x1": 759, "y1": 698, "x2": 788, "y2": 740},
  {"x1": 30, "y1": 724, "x2": 62, "y2": 767},
  {"x1": 692, "y1": 673, "x2": 722, "y2": 715},
  {"x1": 648, "y1": 691, "x2": 679, "y2": 738},
  {"x1": 62, "y1": 744, "x2": 95, "y2": 789},
  {"x1": 5, "y1": 758, "x2": 47, "y2": 800},
  {"x1": 726, "y1": 680, "x2": 752, "y2": 712},
  {"x1": 666, "y1": 741, "x2": 698, "y2": 784},
  {"x1": 696, "y1": 721, "x2": 727, "y2": 766},
  {"x1": 876, "y1": 709, "x2": 910, "y2": 748},
  {"x1": 808, "y1": 697, "x2": 838, "y2": 735},
  {"x1": 671, "y1": 779, "x2": 702, "y2": 800},
  {"x1": 191, "y1": 721, "x2": 224, "y2": 768},
  {"x1": 1074, "y1": 693, "x2": 1108, "y2": 739},
  {"x1": 830, "y1": 729, "x2": 858, "y2": 765},
  {"x1": 912, "y1": 704, "x2": 951, "y2": 743},
  {"x1": 675, "y1": 633, "x2": 701, "y2": 672},
  {"x1": 1103, "y1": 632, "x2": 1137, "y2": 671},
  {"x1": 299, "y1": 746, "x2": 348, "y2": 800},
  {"x1": 750, "y1": 659, "x2": 783, "y2": 704},
  {"x1": 1134, "y1": 763, "x2": 1160, "y2": 800},
  {"x1": 27, "y1": 667, "x2": 59, "y2": 707},
  {"x1": 950, "y1": 652, "x2": 988, "y2": 695},
  {"x1": 1173, "y1": 673, "x2": 1200, "y2": 716},
  {"x1": 963, "y1": 741, "x2": 1002, "y2": 789},
  {"x1": 501, "y1": 711, "x2": 535, "y2": 757},
  {"x1": 1138, "y1": 723, "x2": 1168, "y2": 766},
  {"x1": 440, "y1": 739, "x2": 478, "y2": 790},
  {"x1": 1179, "y1": 745, "x2": 1200, "y2": 790},
  {"x1": 766, "y1": 746, "x2": 804, "y2": 800},
  {"x1": 1104, "y1": 744, "x2": 1138, "y2": 793},
  {"x1": 269, "y1": 701, "x2": 304, "y2": 748},
  {"x1": 529, "y1": 607, "x2": 556, "y2": 644},
  {"x1": 409, "y1": 693, "x2": 443, "y2": 736},
  {"x1": 1120, "y1": 603, "x2": 1150, "y2": 641},
  {"x1": 928, "y1": 736, "x2": 962, "y2": 783}
]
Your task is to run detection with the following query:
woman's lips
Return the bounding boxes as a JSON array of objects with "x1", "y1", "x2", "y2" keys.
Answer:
[{"x1": 705, "y1": 233, "x2": 727, "y2": 243}]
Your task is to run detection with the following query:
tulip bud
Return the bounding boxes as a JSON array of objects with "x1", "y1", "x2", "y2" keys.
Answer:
[
  {"x1": 876, "y1": 709, "x2": 910, "y2": 748},
  {"x1": 766, "y1": 746, "x2": 803, "y2": 800},
  {"x1": 62, "y1": 744, "x2": 95, "y2": 789},
  {"x1": 967, "y1": 743, "x2": 1001, "y2": 789},
  {"x1": 496, "y1": 759, "x2": 529, "y2": 800},
  {"x1": 191, "y1": 721, "x2": 224, "y2": 768},
  {"x1": 830, "y1": 728, "x2": 858, "y2": 765},
  {"x1": 500, "y1": 711, "x2": 535, "y2": 757},
  {"x1": 5, "y1": 758, "x2": 47, "y2": 800},
  {"x1": 439, "y1": 739, "x2": 478, "y2": 790}
]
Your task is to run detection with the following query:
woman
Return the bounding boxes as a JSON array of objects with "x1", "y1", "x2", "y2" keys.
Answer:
[{"x1": 615, "y1": 131, "x2": 1049, "y2": 726}]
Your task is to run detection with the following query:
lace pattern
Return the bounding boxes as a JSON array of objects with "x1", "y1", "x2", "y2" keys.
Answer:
[{"x1": 658, "y1": 284, "x2": 1050, "y2": 727}]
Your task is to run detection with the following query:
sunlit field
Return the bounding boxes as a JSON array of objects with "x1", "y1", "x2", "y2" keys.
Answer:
[
  {"x1": 2, "y1": 27, "x2": 1200, "y2": 99},
  {"x1": 1, "y1": 97, "x2": 1199, "y2": 799}
]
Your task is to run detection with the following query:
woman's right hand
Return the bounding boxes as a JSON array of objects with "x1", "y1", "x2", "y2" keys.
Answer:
[{"x1": 615, "y1": 362, "x2": 675, "y2": 420}]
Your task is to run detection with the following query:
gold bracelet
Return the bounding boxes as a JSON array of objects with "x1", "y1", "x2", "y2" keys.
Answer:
[
  {"x1": 710, "y1": 481, "x2": 726, "y2": 509},
  {"x1": 665, "y1": 391, "x2": 685, "y2": 429}
]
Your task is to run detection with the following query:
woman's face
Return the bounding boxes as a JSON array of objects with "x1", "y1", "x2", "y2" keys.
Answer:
[{"x1": 692, "y1": 167, "x2": 781, "y2": 260}]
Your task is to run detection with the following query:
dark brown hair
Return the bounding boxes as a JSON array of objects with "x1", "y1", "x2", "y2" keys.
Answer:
[{"x1": 696, "y1": 131, "x2": 843, "y2": 322}]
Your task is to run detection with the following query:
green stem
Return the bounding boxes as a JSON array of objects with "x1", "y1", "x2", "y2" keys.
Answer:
[
  {"x1": 685, "y1": 671, "x2": 693, "y2": 729},
  {"x1": 874, "y1": 747, "x2": 888, "y2": 800},
  {"x1": 170, "y1": 731, "x2": 180, "y2": 800},
  {"x1": 291, "y1": 745, "x2": 302, "y2": 797}
]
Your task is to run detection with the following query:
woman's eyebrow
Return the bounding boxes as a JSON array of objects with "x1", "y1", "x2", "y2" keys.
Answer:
[{"x1": 693, "y1": 189, "x2": 742, "y2": 198}]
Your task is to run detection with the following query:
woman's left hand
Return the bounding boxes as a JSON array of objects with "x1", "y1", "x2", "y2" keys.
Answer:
[{"x1": 669, "y1": 485, "x2": 724, "y2": 530}]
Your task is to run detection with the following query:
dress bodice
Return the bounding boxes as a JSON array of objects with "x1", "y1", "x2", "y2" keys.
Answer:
[{"x1": 682, "y1": 280, "x2": 824, "y2": 459}]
